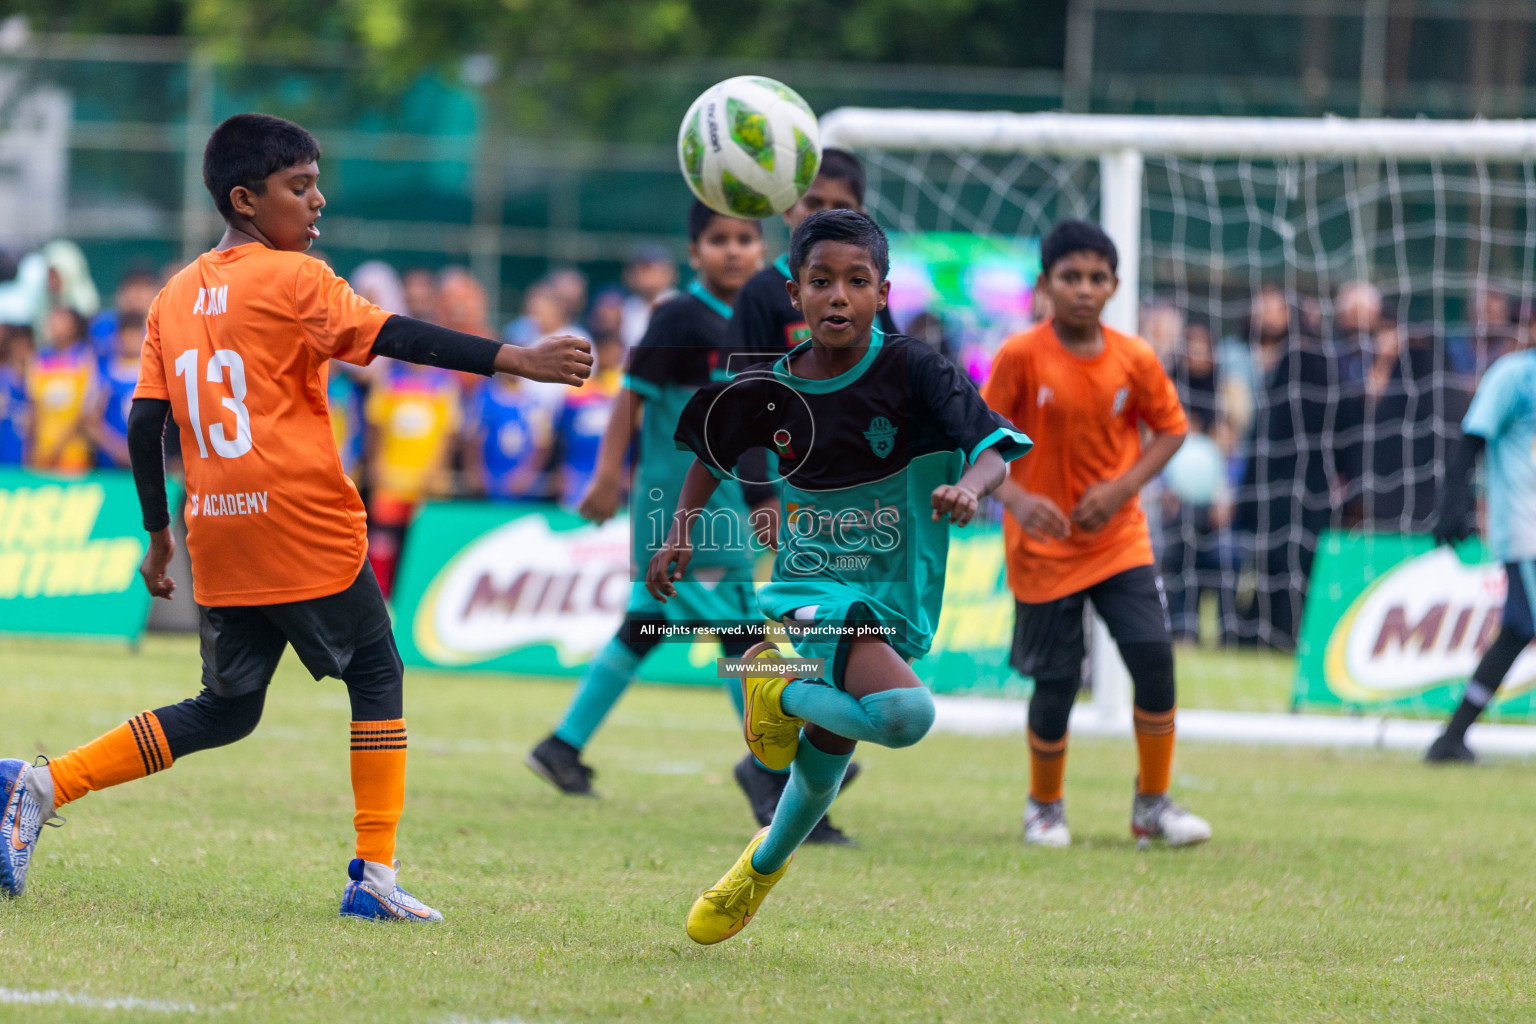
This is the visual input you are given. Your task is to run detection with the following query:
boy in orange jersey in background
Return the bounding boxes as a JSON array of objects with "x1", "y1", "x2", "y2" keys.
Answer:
[
  {"x1": 982, "y1": 220, "x2": 1211, "y2": 850},
  {"x1": 0, "y1": 113, "x2": 592, "y2": 917}
]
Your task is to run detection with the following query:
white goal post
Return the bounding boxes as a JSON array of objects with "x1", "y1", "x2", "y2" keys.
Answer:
[{"x1": 819, "y1": 108, "x2": 1536, "y2": 741}]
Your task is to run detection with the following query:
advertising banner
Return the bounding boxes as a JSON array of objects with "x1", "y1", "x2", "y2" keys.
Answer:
[
  {"x1": 1295, "y1": 532, "x2": 1536, "y2": 718},
  {"x1": 392, "y1": 501, "x2": 1024, "y2": 695},
  {"x1": 0, "y1": 468, "x2": 175, "y2": 641}
]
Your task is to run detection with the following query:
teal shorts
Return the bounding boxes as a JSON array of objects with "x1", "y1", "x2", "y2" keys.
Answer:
[{"x1": 760, "y1": 582, "x2": 907, "y2": 691}]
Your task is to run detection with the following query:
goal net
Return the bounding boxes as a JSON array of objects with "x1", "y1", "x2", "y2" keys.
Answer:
[{"x1": 821, "y1": 109, "x2": 1536, "y2": 732}]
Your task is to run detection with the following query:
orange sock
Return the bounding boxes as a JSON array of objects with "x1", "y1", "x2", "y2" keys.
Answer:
[
  {"x1": 1133, "y1": 707, "x2": 1176, "y2": 796},
  {"x1": 1027, "y1": 728, "x2": 1068, "y2": 804},
  {"x1": 350, "y1": 719, "x2": 406, "y2": 867},
  {"x1": 48, "y1": 711, "x2": 173, "y2": 810}
]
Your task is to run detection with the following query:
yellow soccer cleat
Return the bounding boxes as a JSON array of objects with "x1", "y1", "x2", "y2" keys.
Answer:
[
  {"x1": 741, "y1": 640, "x2": 803, "y2": 771},
  {"x1": 686, "y1": 827, "x2": 790, "y2": 945}
]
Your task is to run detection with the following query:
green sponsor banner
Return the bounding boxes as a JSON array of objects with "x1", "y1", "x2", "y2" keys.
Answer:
[
  {"x1": 1295, "y1": 531, "x2": 1536, "y2": 718},
  {"x1": 392, "y1": 501, "x2": 1025, "y2": 695},
  {"x1": 0, "y1": 468, "x2": 174, "y2": 641},
  {"x1": 924, "y1": 525, "x2": 1020, "y2": 694},
  {"x1": 392, "y1": 502, "x2": 717, "y2": 683}
]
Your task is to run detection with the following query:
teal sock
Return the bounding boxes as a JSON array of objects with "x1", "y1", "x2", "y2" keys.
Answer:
[
  {"x1": 779, "y1": 681, "x2": 935, "y2": 749},
  {"x1": 553, "y1": 638, "x2": 642, "y2": 749},
  {"x1": 751, "y1": 736, "x2": 851, "y2": 873},
  {"x1": 779, "y1": 679, "x2": 870, "y2": 735}
]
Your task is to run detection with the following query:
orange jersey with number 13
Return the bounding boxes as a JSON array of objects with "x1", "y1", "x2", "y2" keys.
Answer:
[{"x1": 135, "y1": 243, "x2": 391, "y2": 606}]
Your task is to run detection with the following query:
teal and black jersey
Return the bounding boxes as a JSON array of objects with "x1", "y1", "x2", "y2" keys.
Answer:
[
  {"x1": 622, "y1": 282, "x2": 759, "y2": 620},
  {"x1": 674, "y1": 331, "x2": 1031, "y2": 661}
]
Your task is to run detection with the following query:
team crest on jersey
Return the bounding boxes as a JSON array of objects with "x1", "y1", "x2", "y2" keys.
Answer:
[
  {"x1": 864, "y1": 416, "x2": 897, "y2": 458},
  {"x1": 1112, "y1": 386, "x2": 1129, "y2": 416}
]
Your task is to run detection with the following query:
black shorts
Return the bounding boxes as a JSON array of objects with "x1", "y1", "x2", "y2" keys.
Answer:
[
  {"x1": 1010, "y1": 564, "x2": 1171, "y2": 681},
  {"x1": 198, "y1": 563, "x2": 393, "y2": 698}
]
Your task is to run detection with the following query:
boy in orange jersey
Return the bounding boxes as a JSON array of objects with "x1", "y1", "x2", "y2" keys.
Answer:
[
  {"x1": 0, "y1": 114, "x2": 592, "y2": 916},
  {"x1": 982, "y1": 220, "x2": 1210, "y2": 850}
]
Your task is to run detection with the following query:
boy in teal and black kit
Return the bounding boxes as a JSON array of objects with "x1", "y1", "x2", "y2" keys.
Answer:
[{"x1": 648, "y1": 209, "x2": 1031, "y2": 944}]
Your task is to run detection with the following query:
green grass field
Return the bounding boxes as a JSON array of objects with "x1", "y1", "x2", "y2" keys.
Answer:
[{"x1": 3, "y1": 635, "x2": 1535, "y2": 1023}]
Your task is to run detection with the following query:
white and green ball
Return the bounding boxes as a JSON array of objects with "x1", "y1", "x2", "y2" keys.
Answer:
[{"x1": 677, "y1": 76, "x2": 821, "y2": 219}]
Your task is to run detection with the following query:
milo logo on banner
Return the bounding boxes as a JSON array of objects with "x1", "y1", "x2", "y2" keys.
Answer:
[
  {"x1": 411, "y1": 513, "x2": 632, "y2": 666},
  {"x1": 1297, "y1": 533, "x2": 1536, "y2": 716}
]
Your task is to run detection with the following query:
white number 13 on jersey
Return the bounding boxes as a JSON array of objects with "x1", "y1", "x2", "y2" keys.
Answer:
[{"x1": 174, "y1": 348, "x2": 253, "y2": 459}]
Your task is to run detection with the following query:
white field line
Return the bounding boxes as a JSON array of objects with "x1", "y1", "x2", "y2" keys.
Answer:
[
  {"x1": 0, "y1": 987, "x2": 205, "y2": 1013},
  {"x1": 931, "y1": 696, "x2": 1536, "y2": 755}
]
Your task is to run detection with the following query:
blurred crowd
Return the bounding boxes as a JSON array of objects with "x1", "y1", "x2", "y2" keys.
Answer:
[
  {"x1": 0, "y1": 239, "x2": 1516, "y2": 648},
  {"x1": 1134, "y1": 280, "x2": 1524, "y2": 651}
]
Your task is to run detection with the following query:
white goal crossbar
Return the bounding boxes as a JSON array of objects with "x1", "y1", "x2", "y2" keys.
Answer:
[
  {"x1": 820, "y1": 109, "x2": 1536, "y2": 160},
  {"x1": 820, "y1": 108, "x2": 1536, "y2": 739}
]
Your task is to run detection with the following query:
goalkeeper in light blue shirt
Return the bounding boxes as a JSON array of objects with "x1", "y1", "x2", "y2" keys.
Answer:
[{"x1": 1426, "y1": 347, "x2": 1536, "y2": 762}]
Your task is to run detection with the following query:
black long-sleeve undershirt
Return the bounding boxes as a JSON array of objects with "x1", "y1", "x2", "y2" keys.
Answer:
[
  {"x1": 370, "y1": 314, "x2": 502, "y2": 376},
  {"x1": 127, "y1": 397, "x2": 173, "y2": 532}
]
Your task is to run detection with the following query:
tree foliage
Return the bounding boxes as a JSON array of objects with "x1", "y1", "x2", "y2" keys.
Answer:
[{"x1": 12, "y1": 0, "x2": 1065, "y2": 132}]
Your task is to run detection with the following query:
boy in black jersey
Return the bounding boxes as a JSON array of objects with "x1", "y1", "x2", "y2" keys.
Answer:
[{"x1": 650, "y1": 210, "x2": 1030, "y2": 944}]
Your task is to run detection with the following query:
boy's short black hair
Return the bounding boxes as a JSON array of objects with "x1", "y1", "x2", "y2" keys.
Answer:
[
  {"x1": 687, "y1": 201, "x2": 763, "y2": 243},
  {"x1": 816, "y1": 148, "x2": 866, "y2": 205},
  {"x1": 203, "y1": 113, "x2": 321, "y2": 221},
  {"x1": 1041, "y1": 219, "x2": 1118, "y2": 276},
  {"x1": 788, "y1": 209, "x2": 889, "y2": 282}
]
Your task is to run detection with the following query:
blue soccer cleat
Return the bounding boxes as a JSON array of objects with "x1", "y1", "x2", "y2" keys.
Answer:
[
  {"x1": 1, "y1": 758, "x2": 57, "y2": 897},
  {"x1": 338, "y1": 858, "x2": 443, "y2": 922}
]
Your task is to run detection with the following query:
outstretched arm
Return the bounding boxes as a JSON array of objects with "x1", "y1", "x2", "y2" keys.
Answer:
[
  {"x1": 126, "y1": 397, "x2": 176, "y2": 599},
  {"x1": 370, "y1": 315, "x2": 593, "y2": 385}
]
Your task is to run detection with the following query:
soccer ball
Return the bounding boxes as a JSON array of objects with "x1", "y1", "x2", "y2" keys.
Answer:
[{"x1": 677, "y1": 76, "x2": 822, "y2": 219}]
